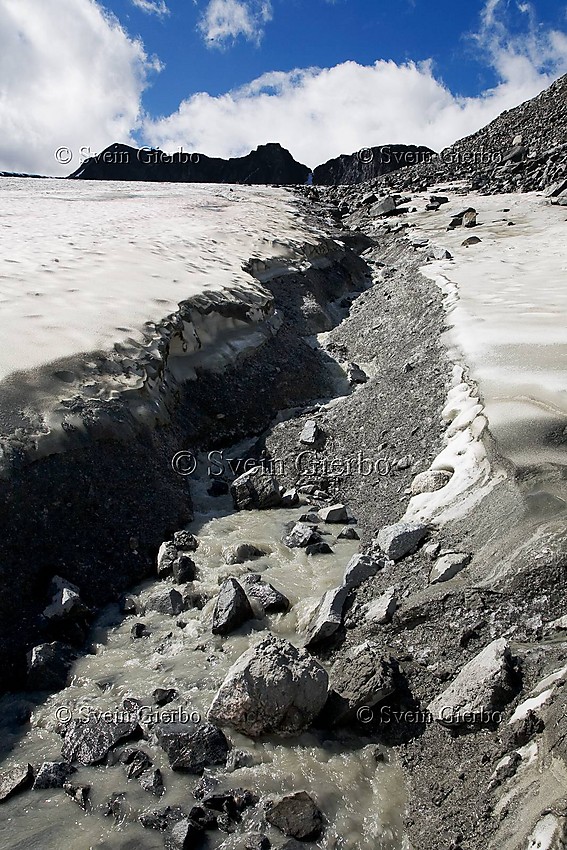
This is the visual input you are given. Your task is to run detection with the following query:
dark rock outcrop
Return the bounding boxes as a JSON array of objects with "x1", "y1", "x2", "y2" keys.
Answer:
[
  {"x1": 313, "y1": 144, "x2": 435, "y2": 185},
  {"x1": 69, "y1": 142, "x2": 310, "y2": 185}
]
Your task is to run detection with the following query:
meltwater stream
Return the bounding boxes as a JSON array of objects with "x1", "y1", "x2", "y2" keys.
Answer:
[{"x1": 0, "y1": 468, "x2": 405, "y2": 850}]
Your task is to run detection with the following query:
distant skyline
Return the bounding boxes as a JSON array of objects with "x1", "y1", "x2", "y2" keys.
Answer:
[{"x1": 1, "y1": 0, "x2": 566, "y2": 174}]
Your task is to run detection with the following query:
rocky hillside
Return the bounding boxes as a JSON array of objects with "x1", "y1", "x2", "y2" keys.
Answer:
[
  {"x1": 369, "y1": 73, "x2": 567, "y2": 195},
  {"x1": 312, "y1": 144, "x2": 435, "y2": 185},
  {"x1": 68, "y1": 141, "x2": 311, "y2": 185}
]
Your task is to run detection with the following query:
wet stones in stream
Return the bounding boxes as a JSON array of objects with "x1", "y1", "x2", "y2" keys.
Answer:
[
  {"x1": 239, "y1": 574, "x2": 290, "y2": 614},
  {"x1": 32, "y1": 761, "x2": 76, "y2": 789},
  {"x1": 212, "y1": 578, "x2": 255, "y2": 635},
  {"x1": 230, "y1": 467, "x2": 283, "y2": 510},
  {"x1": 26, "y1": 641, "x2": 78, "y2": 691},
  {"x1": 208, "y1": 636, "x2": 328, "y2": 737},
  {"x1": 0, "y1": 763, "x2": 33, "y2": 802},
  {"x1": 156, "y1": 722, "x2": 230, "y2": 773},
  {"x1": 223, "y1": 543, "x2": 268, "y2": 565},
  {"x1": 265, "y1": 791, "x2": 323, "y2": 840},
  {"x1": 60, "y1": 713, "x2": 141, "y2": 765}
]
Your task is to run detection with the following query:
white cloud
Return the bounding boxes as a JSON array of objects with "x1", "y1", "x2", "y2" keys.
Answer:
[
  {"x1": 131, "y1": 0, "x2": 170, "y2": 16},
  {"x1": 0, "y1": 0, "x2": 160, "y2": 175},
  {"x1": 144, "y1": 1, "x2": 567, "y2": 169},
  {"x1": 198, "y1": 0, "x2": 273, "y2": 47}
]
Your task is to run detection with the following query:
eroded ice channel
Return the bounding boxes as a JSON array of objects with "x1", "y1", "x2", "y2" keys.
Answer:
[
  {"x1": 0, "y1": 473, "x2": 405, "y2": 850},
  {"x1": 0, "y1": 179, "x2": 322, "y2": 384}
]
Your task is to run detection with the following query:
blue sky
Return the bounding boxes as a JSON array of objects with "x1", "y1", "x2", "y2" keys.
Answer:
[
  {"x1": 108, "y1": 0, "x2": 566, "y2": 114},
  {"x1": 1, "y1": 0, "x2": 566, "y2": 173}
]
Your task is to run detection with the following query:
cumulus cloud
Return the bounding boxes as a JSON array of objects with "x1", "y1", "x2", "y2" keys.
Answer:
[
  {"x1": 0, "y1": 0, "x2": 160, "y2": 175},
  {"x1": 198, "y1": 0, "x2": 273, "y2": 47},
  {"x1": 131, "y1": 0, "x2": 170, "y2": 16},
  {"x1": 144, "y1": 0, "x2": 567, "y2": 168}
]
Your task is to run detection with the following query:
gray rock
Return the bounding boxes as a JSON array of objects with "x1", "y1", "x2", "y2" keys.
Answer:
[
  {"x1": 157, "y1": 541, "x2": 177, "y2": 578},
  {"x1": 430, "y1": 195, "x2": 449, "y2": 205},
  {"x1": 427, "y1": 245, "x2": 452, "y2": 260},
  {"x1": 26, "y1": 642, "x2": 77, "y2": 692},
  {"x1": 462, "y1": 235, "x2": 482, "y2": 247},
  {"x1": 131, "y1": 622, "x2": 150, "y2": 638},
  {"x1": 305, "y1": 585, "x2": 349, "y2": 648},
  {"x1": 139, "y1": 769, "x2": 165, "y2": 797},
  {"x1": 153, "y1": 688, "x2": 178, "y2": 707},
  {"x1": 411, "y1": 470, "x2": 452, "y2": 495},
  {"x1": 462, "y1": 209, "x2": 478, "y2": 228},
  {"x1": 172, "y1": 555, "x2": 196, "y2": 584},
  {"x1": 212, "y1": 578, "x2": 254, "y2": 636},
  {"x1": 428, "y1": 638, "x2": 514, "y2": 726},
  {"x1": 165, "y1": 817, "x2": 203, "y2": 849},
  {"x1": 266, "y1": 791, "x2": 323, "y2": 840},
  {"x1": 61, "y1": 715, "x2": 140, "y2": 765},
  {"x1": 318, "y1": 504, "x2": 348, "y2": 524},
  {"x1": 323, "y1": 642, "x2": 397, "y2": 725},
  {"x1": 43, "y1": 576, "x2": 88, "y2": 621},
  {"x1": 364, "y1": 587, "x2": 397, "y2": 625},
  {"x1": 173, "y1": 531, "x2": 199, "y2": 552},
  {"x1": 231, "y1": 466, "x2": 282, "y2": 511},
  {"x1": 139, "y1": 805, "x2": 185, "y2": 830},
  {"x1": 346, "y1": 363, "x2": 368, "y2": 385},
  {"x1": 299, "y1": 419, "x2": 323, "y2": 446},
  {"x1": 157, "y1": 723, "x2": 230, "y2": 773},
  {"x1": 208, "y1": 636, "x2": 328, "y2": 737},
  {"x1": 448, "y1": 207, "x2": 477, "y2": 229},
  {"x1": 33, "y1": 761, "x2": 76, "y2": 790},
  {"x1": 370, "y1": 196, "x2": 397, "y2": 217},
  {"x1": 375, "y1": 521, "x2": 428, "y2": 561},
  {"x1": 145, "y1": 587, "x2": 185, "y2": 616},
  {"x1": 63, "y1": 782, "x2": 90, "y2": 810},
  {"x1": 343, "y1": 553, "x2": 385, "y2": 588},
  {"x1": 239, "y1": 574, "x2": 290, "y2": 614},
  {"x1": 283, "y1": 522, "x2": 321, "y2": 549},
  {"x1": 429, "y1": 552, "x2": 471, "y2": 584},
  {"x1": 281, "y1": 488, "x2": 300, "y2": 507},
  {"x1": 223, "y1": 543, "x2": 267, "y2": 565},
  {"x1": 0, "y1": 764, "x2": 33, "y2": 802},
  {"x1": 306, "y1": 542, "x2": 334, "y2": 556},
  {"x1": 337, "y1": 526, "x2": 360, "y2": 541}
]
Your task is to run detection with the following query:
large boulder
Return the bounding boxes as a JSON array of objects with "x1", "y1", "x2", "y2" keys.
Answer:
[
  {"x1": 230, "y1": 467, "x2": 282, "y2": 511},
  {"x1": 305, "y1": 586, "x2": 349, "y2": 648},
  {"x1": 33, "y1": 762, "x2": 76, "y2": 790},
  {"x1": 322, "y1": 642, "x2": 398, "y2": 726},
  {"x1": 208, "y1": 636, "x2": 328, "y2": 737},
  {"x1": 144, "y1": 587, "x2": 185, "y2": 616},
  {"x1": 26, "y1": 642, "x2": 77, "y2": 692},
  {"x1": 156, "y1": 723, "x2": 230, "y2": 774},
  {"x1": 61, "y1": 714, "x2": 140, "y2": 765},
  {"x1": 318, "y1": 504, "x2": 348, "y2": 524},
  {"x1": 429, "y1": 552, "x2": 471, "y2": 584},
  {"x1": 212, "y1": 579, "x2": 254, "y2": 636},
  {"x1": 375, "y1": 522, "x2": 428, "y2": 561},
  {"x1": 223, "y1": 544, "x2": 267, "y2": 565},
  {"x1": 239, "y1": 574, "x2": 290, "y2": 614},
  {"x1": 283, "y1": 523, "x2": 321, "y2": 549},
  {"x1": 428, "y1": 638, "x2": 515, "y2": 726},
  {"x1": 343, "y1": 553, "x2": 385, "y2": 588},
  {"x1": 266, "y1": 791, "x2": 323, "y2": 840},
  {"x1": 0, "y1": 764, "x2": 33, "y2": 802},
  {"x1": 42, "y1": 576, "x2": 88, "y2": 621}
]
